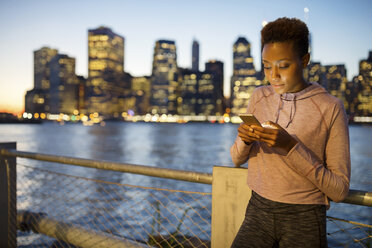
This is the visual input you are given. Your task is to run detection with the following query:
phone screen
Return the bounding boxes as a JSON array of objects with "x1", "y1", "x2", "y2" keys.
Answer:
[{"x1": 238, "y1": 114, "x2": 262, "y2": 126}]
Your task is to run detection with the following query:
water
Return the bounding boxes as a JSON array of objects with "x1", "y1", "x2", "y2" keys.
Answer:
[
  {"x1": 1, "y1": 122, "x2": 370, "y2": 188},
  {"x1": 0, "y1": 122, "x2": 371, "y2": 245},
  {"x1": 1, "y1": 122, "x2": 235, "y2": 192}
]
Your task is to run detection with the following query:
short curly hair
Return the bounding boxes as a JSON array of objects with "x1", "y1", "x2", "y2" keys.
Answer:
[{"x1": 261, "y1": 17, "x2": 309, "y2": 58}]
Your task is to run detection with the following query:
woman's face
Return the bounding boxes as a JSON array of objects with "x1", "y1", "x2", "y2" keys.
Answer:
[{"x1": 262, "y1": 41, "x2": 309, "y2": 94}]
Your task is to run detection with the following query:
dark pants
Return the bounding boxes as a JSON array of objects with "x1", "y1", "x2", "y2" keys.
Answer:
[{"x1": 231, "y1": 191, "x2": 327, "y2": 248}]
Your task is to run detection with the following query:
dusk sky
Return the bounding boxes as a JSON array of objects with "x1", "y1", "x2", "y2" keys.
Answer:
[{"x1": 1, "y1": 0, "x2": 371, "y2": 114}]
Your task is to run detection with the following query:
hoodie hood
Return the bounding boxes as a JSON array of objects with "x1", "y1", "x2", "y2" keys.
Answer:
[
  {"x1": 271, "y1": 82, "x2": 328, "y2": 128},
  {"x1": 280, "y1": 82, "x2": 328, "y2": 101}
]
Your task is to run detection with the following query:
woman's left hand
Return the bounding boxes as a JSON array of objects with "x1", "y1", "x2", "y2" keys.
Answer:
[{"x1": 250, "y1": 121, "x2": 298, "y2": 153}]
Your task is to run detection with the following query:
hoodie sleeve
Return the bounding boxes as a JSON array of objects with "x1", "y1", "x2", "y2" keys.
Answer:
[
  {"x1": 284, "y1": 101, "x2": 351, "y2": 202},
  {"x1": 230, "y1": 137, "x2": 254, "y2": 167},
  {"x1": 230, "y1": 88, "x2": 261, "y2": 167}
]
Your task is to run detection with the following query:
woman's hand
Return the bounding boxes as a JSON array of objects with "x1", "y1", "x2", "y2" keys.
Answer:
[
  {"x1": 250, "y1": 121, "x2": 298, "y2": 153},
  {"x1": 237, "y1": 123, "x2": 261, "y2": 145}
]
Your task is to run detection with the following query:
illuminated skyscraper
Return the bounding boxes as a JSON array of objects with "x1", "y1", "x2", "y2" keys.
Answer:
[
  {"x1": 345, "y1": 79, "x2": 359, "y2": 116},
  {"x1": 178, "y1": 68, "x2": 199, "y2": 115},
  {"x1": 179, "y1": 62, "x2": 224, "y2": 116},
  {"x1": 192, "y1": 40, "x2": 199, "y2": 72},
  {"x1": 304, "y1": 62, "x2": 326, "y2": 87},
  {"x1": 151, "y1": 40, "x2": 178, "y2": 114},
  {"x1": 49, "y1": 54, "x2": 78, "y2": 114},
  {"x1": 324, "y1": 65, "x2": 347, "y2": 102},
  {"x1": 353, "y1": 51, "x2": 372, "y2": 116},
  {"x1": 32, "y1": 46, "x2": 58, "y2": 112},
  {"x1": 230, "y1": 37, "x2": 261, "y2": 116},
  {"x1": 76, "y1": 75, "x2": 87, "y2": 114},
  {"x1": 87, "y1": 26, "x2": 126, "y2": 116},
  {"x1": 197, "y1": 71, "x2": 215, "y2": 116},
  {"x1": 88, "y1": 26, "x2": 124, "y2": 77},
  {"x1": 359, "y1": 51, "x2": 372, "y2": 79},
  {"x1": 25, "y1": 89, "x2": 47, "y2": 114},
  {"x1": 179, "y1": 40, "x2": 225, "y2": 116},
  {"x1": 34, "y1": 47, "x2": 58, "y2": 90},
  {"x1": 205, "y1": 60, "x2": 224, "y2": 115},
  {"x1": 132, "y1": 76, "x2": 151, "y2": 114},
  {"x1": 233, "y1": 37, "x2": 255, "y2": 77}
]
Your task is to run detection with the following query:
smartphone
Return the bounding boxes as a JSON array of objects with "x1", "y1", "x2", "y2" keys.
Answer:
[{"x1": 238, "y1": 114, "x2": 262, "y2": 126}]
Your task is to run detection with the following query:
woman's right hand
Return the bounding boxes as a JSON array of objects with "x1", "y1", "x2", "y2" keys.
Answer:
[{"x1": 237, "y1": 123, "x2": 261, "y2": 145}]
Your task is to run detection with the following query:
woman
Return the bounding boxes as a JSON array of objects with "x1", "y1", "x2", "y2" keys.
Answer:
[{"x1": 230, "y1": 17, "x2": 350, "y2": 247}]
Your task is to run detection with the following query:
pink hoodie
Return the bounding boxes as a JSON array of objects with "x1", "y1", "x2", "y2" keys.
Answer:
[{"x1": 230, "y1": 82, "x2": 351, "y2": 206}]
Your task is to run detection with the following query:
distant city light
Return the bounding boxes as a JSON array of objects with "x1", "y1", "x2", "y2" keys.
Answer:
[{"x1": 354, "y1": 116, "x2": 372, "y2": 123}]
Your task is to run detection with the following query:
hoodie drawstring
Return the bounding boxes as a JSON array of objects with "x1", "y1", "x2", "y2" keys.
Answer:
[
  {"x1": 286, "y1": 95, "x2": 296, "y2": 128},
  {"x1": 276, "y1": 94, "x2": 297, "y2": 128},
  {"x1": 275, "y1": 97, "x2": 283, "y2": 124}
]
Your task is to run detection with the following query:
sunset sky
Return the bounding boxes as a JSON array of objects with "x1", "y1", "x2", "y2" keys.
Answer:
[{"x1": 0, "y1": 0, "x2": 371, "y2": 114}]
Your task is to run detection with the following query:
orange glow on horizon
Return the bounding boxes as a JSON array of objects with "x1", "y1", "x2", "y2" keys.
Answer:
[{"x1": 0, "y1": 107, "x2": 25, "y2": 115}]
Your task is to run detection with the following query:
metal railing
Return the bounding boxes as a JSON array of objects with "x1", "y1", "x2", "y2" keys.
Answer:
[
  {"x1": 0, "y1": 148, "x2": 212, "y2": 185},
  {"x1": 1, "y1": 143, "x2": 371, "y2": 248},
  {"x1": 17, "y1": 210, "x2": 146, "y2": 248},
  {"x1": 1, "y1": 147, "x2": 370, "y2": 206}
]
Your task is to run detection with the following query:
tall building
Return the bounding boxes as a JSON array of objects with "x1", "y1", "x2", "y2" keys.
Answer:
[
  {"x1": 197, "y1": 71, "x2": 215, "y2": 116},
  {"x1": 178, "y1": 68, "x2": 198, "y2": 115},
  {"x1": 192, "y1": 40, "x2": 199, "y2": 72},
  {"x1": 233, "y1": 37, "x2": 256, "y2": 77},
  {"x1": 151, "y1": 40, "x2": 178, "y2": 114},
  {"x1": 304, "y1": 62, "x2": 327, "y2": 88},
  {"x1": 132, "y1": 76, "x2": 151, "y2": 114},
  {"x1": 324, "y1": 65, "x2": 347, "y2": 104},
  {"x1": 205, "y1": 60, "x2": 224, "y2": 115},
  {"x1": 345, "y1": 79, "x2": 359, "y2": 116},
  {"x1": 230, "y1": 37, "x2": 261, "y2": 116},
  {"x1": 354, "y1": 51, "x2": 372, "y2": 116},
  {"x1": 32, "y1": 46, "x2": 58, "y2": 113},
  {"x1": 88, "y1": 26, "x2": 125, "y2": 77},
  {"x1": 87, "y1": 26, "x2": 126, "y2": 116},
  {"x1": 76, "y1": 75, "x2": 87, "y2": 114},
  {"x1": 34, "y1": 47, "x2": 59, "y2": 90},
  {"x1": 25, "y1": 89, "x2": 47, "y2": 114},
  {"x1": 178, "y1": 63, "x2": 224, "y2": 116},
  {"x1": 49, "y1": 54, "x2": 78, "y2": 114},
  {"x1": 116, "y1": 72, "x2": 134, "y2": 117}
]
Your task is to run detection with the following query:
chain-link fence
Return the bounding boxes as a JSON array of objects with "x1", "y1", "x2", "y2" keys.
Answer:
[
  {"x1": 0, "y1": 145, "x2": 371, "y2": 248},
  {"x1": 16, "y1": 164, "x2": 211, "y2": 247},
  {"x1": 327, "y1": 216, "x2": 371, "y2": 248},
  {"x1": 15, "y1": 164, "x2": 372, "y2": 248}
]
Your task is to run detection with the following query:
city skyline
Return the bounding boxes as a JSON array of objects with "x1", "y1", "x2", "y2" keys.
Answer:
[{"x1": 1, "y1": 0, "x2": 371, "y2": 114}]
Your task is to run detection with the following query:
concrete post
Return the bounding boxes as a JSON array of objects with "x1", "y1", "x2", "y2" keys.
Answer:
[
  {"x1": 0, "y1": 142, "x2": 17, "y2": 248},
  {"x1": 211, "y1": 166, "x2": 251, "y2": 248}
]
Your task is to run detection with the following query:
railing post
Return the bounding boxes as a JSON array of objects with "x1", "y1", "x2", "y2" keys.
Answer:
[
  {"x1": 211, "y1": 166, "x2": 251, "y2": 248},
  {"x1": 0, "y1": 142, "x2": 17, "y2": 248}
]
